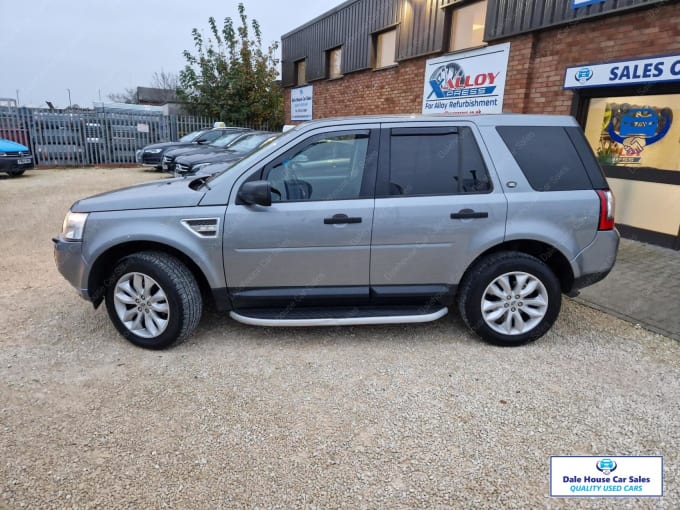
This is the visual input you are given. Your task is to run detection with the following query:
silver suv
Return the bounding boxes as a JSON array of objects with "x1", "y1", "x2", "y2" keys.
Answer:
[{"x1": 54, "y1": 115, "x2": 619, "y2": 349}]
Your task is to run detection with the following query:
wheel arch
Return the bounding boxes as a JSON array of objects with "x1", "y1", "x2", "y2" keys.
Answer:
[
  {"x1": 87, "y1": 241, "x2": 213, "y2": 309},
  {"x1": 462, "y1": 240, "x2": 575, "y2": 293}
]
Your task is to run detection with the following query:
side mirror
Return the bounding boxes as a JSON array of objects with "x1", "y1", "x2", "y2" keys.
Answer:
[
  {"x1": 238, "y1": 180, "x2": 272, "y2": 206},
  {"x1": 195, "y1": 138, "x2": 209, "y2": 144}
]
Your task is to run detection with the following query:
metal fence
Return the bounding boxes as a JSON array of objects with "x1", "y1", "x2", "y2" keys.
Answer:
[{"x1": 0, "y1": 106, "x2": 273, "y2": 167}]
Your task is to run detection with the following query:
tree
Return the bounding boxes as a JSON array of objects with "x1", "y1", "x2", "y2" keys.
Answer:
[
  {"x1": 107, "y1": 71, "x2": 180, "y2": 105},
  {"x1": 177, "y1": 3, "x2": 283, "y2": 128},
  {"x1": 151, "y1": 70, "x2": 179, "y2": 91},
  {"x1": 107, "y1": 88, "x2": 138, "y2": 104}
]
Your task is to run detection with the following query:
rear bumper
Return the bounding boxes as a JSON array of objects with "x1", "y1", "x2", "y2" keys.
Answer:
[
  {"x1": 571, "y1": 229, "x2": 620, "y2": 290},
  {"x1": 53, "y1": 236, "x2": 90, "y2": 300}
]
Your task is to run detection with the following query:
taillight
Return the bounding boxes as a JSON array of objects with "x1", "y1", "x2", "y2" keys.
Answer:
[{"x1": 596, "y1": 189, "x2": 615, "y2": 230}]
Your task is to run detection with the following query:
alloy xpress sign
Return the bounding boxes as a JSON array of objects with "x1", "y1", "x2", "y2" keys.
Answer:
[
  {"x1": 564, "y1": 54, "x2": 680, "y2": 89},
  {"x1": 291, "y1": 85, "x2": 313, "y2": 121},
  {"x1": 422, "y1": 43, "x2": 510, "y2": 115}
]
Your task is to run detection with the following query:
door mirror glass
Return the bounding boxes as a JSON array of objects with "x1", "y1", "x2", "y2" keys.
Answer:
[{"x1": 238, "y1": 180, "x2": 272, "y2": 206}]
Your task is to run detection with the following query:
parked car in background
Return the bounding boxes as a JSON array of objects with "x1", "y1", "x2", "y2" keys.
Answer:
[
  {"x1": 54, "y1": 114, "x2": 619, "y2": 349},
  {"x1": 137, "y1": 125, "x2": 242, "y2": 170},
  {"x1": 0, "y1": 138, "x2": 33, "y2": 177},
  {"x1": 175, "y1": 132, "x2": 279, "y2": 176},
  {"x1": 160, "y1": 129, "x2": 252, "y2": 173}
]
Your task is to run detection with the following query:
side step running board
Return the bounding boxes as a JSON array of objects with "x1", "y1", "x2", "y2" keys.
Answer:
[{"x1": 230, "y1": 307, "x2": 448, "y2": 327}]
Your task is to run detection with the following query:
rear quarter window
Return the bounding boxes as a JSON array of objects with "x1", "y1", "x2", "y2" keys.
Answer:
[{"x1": 496, "y1": 126, "x2": 594, "y2": 191}]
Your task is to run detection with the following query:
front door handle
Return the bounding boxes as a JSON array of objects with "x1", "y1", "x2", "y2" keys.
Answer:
[
  {"x1": 324, "y1": 214, "x2": 362, "y2": 225},
  {"x1": 451, "y1": 209, "x2": 489, "y2": 220}
]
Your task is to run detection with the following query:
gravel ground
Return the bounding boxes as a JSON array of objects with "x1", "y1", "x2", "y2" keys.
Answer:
[{"x1": 0, "y1": 168, "x2": 678, "y2": 509}]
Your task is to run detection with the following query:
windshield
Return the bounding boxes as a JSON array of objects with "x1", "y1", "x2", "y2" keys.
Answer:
[
  {"x1": 209, "y1": 132, "x2": 244, "y2": 148},
  {"x1": 179, "y1": 129, "x2": 206, "y2": 142},
  {"x1": 228, "y1": 133, "x2": 275, "y2": 152},
  {"x1": 206, "y1": 128, "x2": 301, "y2": 183}
]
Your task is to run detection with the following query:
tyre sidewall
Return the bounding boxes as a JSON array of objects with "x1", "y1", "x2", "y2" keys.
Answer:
[
  {"x1": 464, "y1": 256, "x2": 561, "y2": 346},
  {"x1": 105, "y1": 256, "x2": 185, "y2": 349}
]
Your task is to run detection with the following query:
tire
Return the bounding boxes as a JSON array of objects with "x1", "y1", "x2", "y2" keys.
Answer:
[
  {"x1": 8, "y1": 169, "x2": 25, "y2": 177},
  {"x1": 104, "y1": 251, "x2": 202, "y2": 349},
  {"x1": 457, "y1": 251, "x2": 561, "y2": 347}
]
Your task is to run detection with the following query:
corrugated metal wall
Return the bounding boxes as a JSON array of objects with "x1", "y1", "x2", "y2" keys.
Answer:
[
  {"x1": 485, "y1": 0, "x2": 669, "y2": 40},
  {"x1": 282, "y1": 0, "x2": 449, "y2": 86},
  {"x1": 282, "y1": 0, "x2": 671, "y2": 86}
]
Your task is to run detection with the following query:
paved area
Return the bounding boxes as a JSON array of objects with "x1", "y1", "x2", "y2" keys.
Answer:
[{"x1": 576, "y1": 238, "x2": 680, "y2": 341}]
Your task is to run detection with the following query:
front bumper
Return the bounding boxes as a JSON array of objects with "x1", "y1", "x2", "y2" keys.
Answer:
[
  {"x1": 571, "y1": 229, "x2": 620, "y2": 291},
  {"x1": 141, "y1": 152, "x2": 163, "y2": 165},
  {"x1": 53, "y1": 236, "x2": 90, "y2": 300},
  {"x1": 0, "y1": 155, "x2": 34, "y2": 172}
]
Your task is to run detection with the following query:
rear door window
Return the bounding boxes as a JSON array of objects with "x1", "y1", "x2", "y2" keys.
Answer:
[{"x1": 387, "y1": 126, "x2": 491, "y2": 196}]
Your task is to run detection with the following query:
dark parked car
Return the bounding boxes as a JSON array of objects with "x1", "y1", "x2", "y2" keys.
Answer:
[
  {"x1": 175, "y1": 132, "x2": 279, "y2": 175},
  {"x1": 0, "y1": 138, "x2": 33, "y2": 177},
  {"x1": 137, "y1": 126, "x2": 242, "y2": 170},
  {"x1": 161, "y1": 129, "x2": 252, "y2": 174}
]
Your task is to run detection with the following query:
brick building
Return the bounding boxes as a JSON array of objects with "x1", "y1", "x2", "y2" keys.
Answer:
[{"x1": 282, "y1": 0, "x2": 680, "y2": 248}]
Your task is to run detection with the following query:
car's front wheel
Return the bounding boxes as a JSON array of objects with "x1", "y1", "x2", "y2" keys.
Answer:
[
  {"x1": 8, "y1": 169, "x2": 25, "y2": 177},
  {"x1": 104, "y1": 251, "x2": 202, "y2": 349},
  {"x1": 457, "y1": 251, "x2": 561, "y2": 346}
]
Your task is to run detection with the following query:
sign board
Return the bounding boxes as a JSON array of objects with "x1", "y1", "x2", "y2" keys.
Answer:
[
  {"x1": 136, "y1": 123, "x2": 149, "y2": 133},
  {"x1": 422, "y1": 43, "x2": 510, "y2": 116},
  {"x1": 550, "y1": 456, "x2": 663, "y2": 497},
  {"x1": 564, "y1": 54, "x2": 680, "y2": 89},
  {"x1": 572, "y1": 0, "x2": 606, "y2": 8},
  {"x1": 291, "y1": 85, "x2": 313, "y2": 121}
]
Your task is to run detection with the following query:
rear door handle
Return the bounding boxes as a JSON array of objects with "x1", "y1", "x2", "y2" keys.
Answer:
[
  {"x1": 451, "y1": 209, "x2": 489, "y2": 220},
  {"x1": 324, "y1": 214, "x2": 362, "y2": 225}
]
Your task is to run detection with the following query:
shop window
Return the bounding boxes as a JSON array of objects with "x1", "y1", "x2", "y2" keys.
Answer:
[
  {"x1": 375, "y1": 29, "x2": 397, "y2": 69},
  {"x1": 295, "y1": 59, "x2": 307, "y2": 85},
  {"x1": 327, "y1": 47, "x2": 342, "y2": 79},
  {"x1": 449, "y1": 1, "x2": 488, "y2": 52},
  {"x1": 583, "y1": 95, "x2": 680, "y2": 173}
]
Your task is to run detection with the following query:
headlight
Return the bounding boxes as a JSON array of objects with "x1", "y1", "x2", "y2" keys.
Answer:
[
  {"x1": 0, "y1": 152, "x2": 6, "y2": 156},
  {"x1": 193, "y1": 163, "x2": 210, "y2": 171},
  {"x1": 61, "y1": 211, "x2": 88, "y2": 241},
  {"x1": 146, "y1": 148, "x2": 162, "y2": 154}
]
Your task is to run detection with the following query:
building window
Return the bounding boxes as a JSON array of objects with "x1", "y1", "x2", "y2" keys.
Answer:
[
  {"x1": 327, "y1": 47, "x2": 342, "y2": 79},
  {"x1": 450, "y1": 1, "x2": 487, "y2": 52},
  {"x1": 295, "y1": 59, "x2": 307, "y2": 85},
  {"x1": 375, "y1": 28, "x2": 397, "y2": 69}
]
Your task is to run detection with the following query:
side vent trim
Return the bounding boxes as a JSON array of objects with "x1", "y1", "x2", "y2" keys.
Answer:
[{"x1": 181, "y1": 218, "x2": 220, "y2": 238}]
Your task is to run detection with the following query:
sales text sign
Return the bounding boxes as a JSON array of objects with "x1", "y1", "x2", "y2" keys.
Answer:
[
  {"x1": 291, "y1": 85, "x2": 313, "y2": 121},
  {"x1": 550, "y1": 456, "x2": 663, "y2": 497}
]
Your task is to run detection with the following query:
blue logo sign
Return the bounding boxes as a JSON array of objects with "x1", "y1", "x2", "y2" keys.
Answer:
[
  {"x1": 427, "y1": 62, "x2": 498, "y2": 100},
  {"x1": 596, "y1": 458, "x2": 617, "y2": 475},
  {"x1": 575, "y1": 67, "x2": 593, "y2": 83}
]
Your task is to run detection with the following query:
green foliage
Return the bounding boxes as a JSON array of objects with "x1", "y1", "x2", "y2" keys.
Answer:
[{"x1": 178, "y1": 3, "x2": 283, "y2": 128}]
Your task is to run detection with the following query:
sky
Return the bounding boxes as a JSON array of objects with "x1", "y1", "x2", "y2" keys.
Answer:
[{"x1": 0, "y1": 0, "x2": 342, "y2": 109}]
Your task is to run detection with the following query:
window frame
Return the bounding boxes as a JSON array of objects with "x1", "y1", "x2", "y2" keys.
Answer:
[
  {"x1": 447, "y1": 0, "x2": 488, "y2": 53},
  {"x1": 260, "y1": 129, "x2": 380, "y2": 203},
  {"x1": 295, "y1": 59, "x2": 307, "y2": 86},
  {"x1": 375, "y1": 125, "x2": 494, "y2": 198},
  {"x1": 373, "y1": 27, "x2": 398, "y2": 69},
  {"x1": 326, "y1": 47, "x2": 343, "y2": 79}
]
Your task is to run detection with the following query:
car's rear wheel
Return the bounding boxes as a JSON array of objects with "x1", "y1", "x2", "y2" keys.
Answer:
[
  {"x1": 457, "y1": 251, "x2": 561, "y2": 346},
  {"x1": 104, "y1": 251, "x2": 202, "y2": 349}
]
